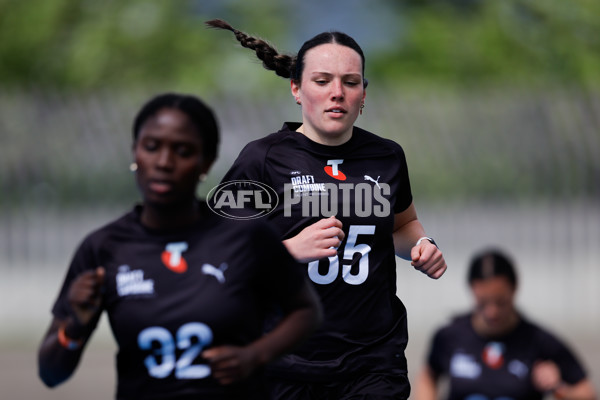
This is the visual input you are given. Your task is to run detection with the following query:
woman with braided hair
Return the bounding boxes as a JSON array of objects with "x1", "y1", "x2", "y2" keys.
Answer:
[{"x1": 207, "y1": 20, "x2": 448, "y2": 399}]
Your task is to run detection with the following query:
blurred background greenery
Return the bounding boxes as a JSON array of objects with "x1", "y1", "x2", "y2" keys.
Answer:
[
  {"x1": 1, "y1": 1, "x2": 599, "y2": 398},
  {"x1": 1, "y1": 0, "x2": 599, "y2": 207},
  {"x1": 2, "y1": 0, "x2": 600, "y2": 91}
]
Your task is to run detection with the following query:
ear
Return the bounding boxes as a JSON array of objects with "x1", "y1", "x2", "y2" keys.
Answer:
[{"x1": 290, "y1": 79, "x2": 300, "y2": 99}]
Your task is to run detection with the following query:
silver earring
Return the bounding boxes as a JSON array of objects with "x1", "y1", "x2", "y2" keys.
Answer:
[
  {"x1": 199, "y1": 173, "x2": 207, "y2": 182},
  {"x1": 129, "y1": 162, "x2": 138, "y2": 172},
  {"x1": 360, "y1": 103, "x2": 365, "y2": 115}
]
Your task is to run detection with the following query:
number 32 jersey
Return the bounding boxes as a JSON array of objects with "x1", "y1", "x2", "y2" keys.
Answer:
[
  {"x1": 51, "y1": 203, "x2": 306, "y2": 399},
  {"x1": 221, "y1": 122, "x2": 414, "y2": 380}
]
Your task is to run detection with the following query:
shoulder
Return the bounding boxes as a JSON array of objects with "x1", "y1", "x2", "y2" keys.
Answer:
[
  {"x1": 517, "y1": 315, "x2": 566, "y2": 346},
  {"x1": 77, "y1": 209, "x2": 139, "y2": 250},
  {"x1": 228, "y1": 125, "x2": 299, "y2": 175},
  {"x1": 351, "y1": 126, "x2": 407, "y2": 159},
  {"x1": 434, "y1": 313, "x2": 472, "y2": 339},
  {"x1": 240, "y1": 123, "x2": 299, "y2": 153}
]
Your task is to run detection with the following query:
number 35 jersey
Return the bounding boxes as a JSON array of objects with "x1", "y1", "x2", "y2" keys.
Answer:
[
  {"x1": 221, "y1": 122, "x2": 414, "y2": 380},
  {"x1": 51, "y1": 203, "x2": 306, "y2": 399}
]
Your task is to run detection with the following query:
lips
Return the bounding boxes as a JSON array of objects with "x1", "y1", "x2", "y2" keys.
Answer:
[
  {"x1": 325, "y1": 106, "x2": 347, "y2": 114},
  {"x1": 148, "y1": 179, "x2": 174, "y2": 194}
]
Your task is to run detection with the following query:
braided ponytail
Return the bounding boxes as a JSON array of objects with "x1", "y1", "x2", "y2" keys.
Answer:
[{"x1": 205, "y1": 19, "x2": 296, "y2": 80}]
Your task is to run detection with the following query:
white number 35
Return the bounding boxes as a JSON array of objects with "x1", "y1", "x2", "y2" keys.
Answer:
[{"x1": 308, "y1": 224, "x2": 375, "y2": 285}]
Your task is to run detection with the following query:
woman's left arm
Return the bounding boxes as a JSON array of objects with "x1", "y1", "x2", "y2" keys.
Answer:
[
  {"x1": 393, "y1": 202, "x2": 447, "y2": 279},
  {"x1": 532, "y1": 361, "x2": 597, "y2": 400}
]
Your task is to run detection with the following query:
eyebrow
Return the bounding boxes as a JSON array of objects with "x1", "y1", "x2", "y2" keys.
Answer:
[{"x1": 310, "y1": 72, "x2": 362, "y2": 79}]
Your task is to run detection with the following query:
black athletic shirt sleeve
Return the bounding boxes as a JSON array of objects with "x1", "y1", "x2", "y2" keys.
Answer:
[
  {"x1": 221, "y1": 139, "x2": 270, "y2": 183},
  {"x1": 388, "y1": 141, "x2": 413, "y2": 214}
]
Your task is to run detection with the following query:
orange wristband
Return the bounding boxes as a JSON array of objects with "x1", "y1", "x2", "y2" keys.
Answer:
[{"x1": 58, "y1": 325, "x2": 83, "y2": 350}]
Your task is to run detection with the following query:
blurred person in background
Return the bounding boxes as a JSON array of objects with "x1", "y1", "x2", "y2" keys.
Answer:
[
  {"x1": 415, "y1": 248, "x2": 596, "y2": 400},
  {"x1": 37, "y1": 93, "x2": 321, "y2": 400},
  {"x1": 206, "y1": 19, "x2": 447, "y2": 400}
]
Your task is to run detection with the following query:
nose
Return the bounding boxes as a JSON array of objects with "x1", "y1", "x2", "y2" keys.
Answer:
[
  {"x1": 156, "y1": 148, "x2": 174, "y2": 170},
  {"x1": 331, "y1": 79, "x2": 344, "y2": 101},
  {"x1": 482, "y1": 303, "x2": 502, "y2": 321}
]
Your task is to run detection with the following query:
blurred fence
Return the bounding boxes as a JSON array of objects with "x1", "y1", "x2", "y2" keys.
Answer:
[{"x1": 0, "y1": 87, "x2": 599, "y2": 396}]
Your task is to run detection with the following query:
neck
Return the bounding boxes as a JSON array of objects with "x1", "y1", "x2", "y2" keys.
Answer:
[
  {"x1": 472, "y1": 310, "x2": 520, "y2": 338},
  {"x1": 140, "y1": 199, "x2": 200, "y2": 230},
  {"x1": 296, "y1": 124, "x2": 352, "y2": 146}
]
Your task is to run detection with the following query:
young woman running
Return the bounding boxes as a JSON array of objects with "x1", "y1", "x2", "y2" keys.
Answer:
[{"x1": 207, "y1": 20, "x2": 447, "y2": 399}]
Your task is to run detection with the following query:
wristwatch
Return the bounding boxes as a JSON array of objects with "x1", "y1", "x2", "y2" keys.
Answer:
[{"x1": 416, "y1": 236, "x2": 438, "y2": 248}]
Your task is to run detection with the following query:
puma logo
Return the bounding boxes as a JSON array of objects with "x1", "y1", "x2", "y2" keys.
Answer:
[
  {"x1": 201, "y1": 263, "x2": 228, "y2": 284},
  {"x1": 364, "y1": 175, "x2": 381, "y2": 189}
]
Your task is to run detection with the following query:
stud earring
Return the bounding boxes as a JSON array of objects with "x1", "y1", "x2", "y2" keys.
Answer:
[
  {"x1": 199, "y1": 173, "x2": 207, "y2": 182},
  {"x1": 129, "y1": 162, "x2": 138, "y2": 172},
  {"x1": 295, "y1": 97, "x2": 301, "y2": 105}
]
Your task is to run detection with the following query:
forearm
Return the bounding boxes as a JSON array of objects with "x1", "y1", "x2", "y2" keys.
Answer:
[
  {"x1": 393, "y1": 219, "x2": 425, "y2": 259},
  {"x1": 38, "y1": 319, "x2": 89, "y2": 387},
  {"x1": 553, "y1": 379, "x2": 597, "y2": 400},
  {"x1": 392, "y1": 202, "x2": 427, "y2": 259},
  {"x1": 414, "y1": 366, "x2": 439, "y2": 400}
]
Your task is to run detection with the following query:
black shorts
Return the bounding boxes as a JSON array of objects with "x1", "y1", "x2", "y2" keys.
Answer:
[{"x1": 267, "y1": 372, "x2": 410, "y2": 400}]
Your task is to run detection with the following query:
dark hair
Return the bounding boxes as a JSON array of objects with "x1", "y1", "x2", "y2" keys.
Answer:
[
  {"x1": 205, "y1": 19, "x2": 367, "y2": 87},
  {"x1": 132, "y1": 93, "x2": 219, "y2": 163},
  {"x1": 467, "y1": 249, "x2": 518, "y2": 288}
]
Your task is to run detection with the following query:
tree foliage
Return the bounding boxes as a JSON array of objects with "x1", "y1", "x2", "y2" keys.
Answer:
[
  {"x1": 0, "y1": 0, "x2": 599, "y2": 91},
  {"x1": 373, "y1": 0, "x2": 600, "y2": 88}
]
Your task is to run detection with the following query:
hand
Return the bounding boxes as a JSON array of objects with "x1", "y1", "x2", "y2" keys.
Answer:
[
  {"x1": 411, "y1": 242, "x2": 447, "y2": 279},
  {"x1": 283, "y1": 216, "x2": 345, "y2": 263},
  {"x1": 202, "y1": 345, "x2": 259, "y2": 385},
  {"x1": 67, "y1": 266, "x2": 105, "y2": 330},
  {"x1": 532, "y1": 360, "x2": 562, "y2": 393}
]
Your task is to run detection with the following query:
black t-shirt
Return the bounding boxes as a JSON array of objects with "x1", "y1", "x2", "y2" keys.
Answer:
[
  {"x1": 427, "y1": 313, "x2": 588, "y2": 400},
  {"x1": 221, "y1": 122, "x2": 413, "y2": 380},
  {"x1": 51, "y1": 202, "x2": 306, "y2": 399}
]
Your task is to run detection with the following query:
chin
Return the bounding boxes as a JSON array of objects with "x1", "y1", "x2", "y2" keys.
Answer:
[
  {"x1": 144, "y1": 193, "x2": 183, "y2": 208},
  {"x1": 322, "y1": 124, "x2": 351, "y2": 137}
]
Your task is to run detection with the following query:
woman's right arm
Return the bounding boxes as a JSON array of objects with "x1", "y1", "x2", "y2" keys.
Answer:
[
  {"x1": 282, "y1": 216, "x2": 345, "y2": 263},
  {"x1": 38, "y1": 317, "x2": 89, "y2": 387},
  {"x1": 414, "y1": 365, "x2": 439, "y2": 400},
  {"x1": 38, "y1": 267, "x2": 105, "y2": 387}
]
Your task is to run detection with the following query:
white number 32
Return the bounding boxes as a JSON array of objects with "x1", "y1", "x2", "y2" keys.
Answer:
[{"x1": 138, "y1": 322, "x2": 213, "y2": 379}]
